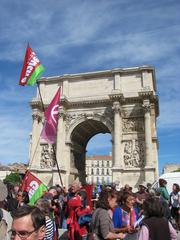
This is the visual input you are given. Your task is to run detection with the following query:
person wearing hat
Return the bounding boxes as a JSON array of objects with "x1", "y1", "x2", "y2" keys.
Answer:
[
  {"x1": 0, "y1": 180, "x2": 12, "y2": 240},
  {"x1": 135, "y1": 182, "x2": 150, "y2": 213}
]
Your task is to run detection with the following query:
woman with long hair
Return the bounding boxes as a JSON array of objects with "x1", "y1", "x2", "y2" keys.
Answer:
[
  {"x1": 91, "y1": 188, "x2": 125, "y2": 239},
  {"x1": 16, "y1": 190, "x2": 29, "y2": 207}
]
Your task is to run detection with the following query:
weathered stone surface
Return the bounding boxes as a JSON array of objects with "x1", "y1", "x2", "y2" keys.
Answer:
[{"x1": 29, "y1": 66, "x2": 159, "y2": 188}]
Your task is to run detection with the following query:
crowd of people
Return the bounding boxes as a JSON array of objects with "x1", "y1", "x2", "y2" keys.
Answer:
[{"x1": 0, "y1": 177, "x2": 179, "y2": 240}]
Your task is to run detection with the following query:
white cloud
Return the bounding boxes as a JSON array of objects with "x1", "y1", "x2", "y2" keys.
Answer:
[{"x1": 0, "y1": 0, "x2": 180, "y2": 165}]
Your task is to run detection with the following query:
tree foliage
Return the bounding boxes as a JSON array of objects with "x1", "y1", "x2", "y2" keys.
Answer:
[{"x1": 4, "y1": 172, "x2": 22, "y2": 185}]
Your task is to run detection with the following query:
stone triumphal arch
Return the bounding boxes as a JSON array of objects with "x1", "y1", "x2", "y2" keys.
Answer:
[{"x1": 29, "y1": 66, "x2": 159, "y2": 188}]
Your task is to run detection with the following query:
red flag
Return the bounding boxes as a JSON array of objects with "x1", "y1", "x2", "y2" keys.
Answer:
[
  {"x1": 21, "y1": 171, "x2": 47, "y2": 205},
  {"x1": 19, "y1": 44, "x2": 45, "y2": 86},
  {"x1": 40, "y1": 87, "x2": 61, "y2": 144}
]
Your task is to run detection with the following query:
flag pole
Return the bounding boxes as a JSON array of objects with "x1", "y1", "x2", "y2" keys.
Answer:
[
  {"x1": 36, "y1": 82, "x2": 45, "y2": 112},
  {"x1": 36, "y1": 82, "x2": 64, "y2": 187},
  {"x1": 52, "y1": 145, "x2": 63, "y2": 186}
]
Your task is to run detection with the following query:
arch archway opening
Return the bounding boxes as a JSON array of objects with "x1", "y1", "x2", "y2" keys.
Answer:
[
  {"x1": 86, "y1": 133, "x2": 112, "y2": 185},
  {"x1": 70, "y1": 119, "x2": 112, "y2": 184}
]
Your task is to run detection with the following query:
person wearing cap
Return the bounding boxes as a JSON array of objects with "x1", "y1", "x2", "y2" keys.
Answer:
[{"x1": 0, "y1": 180, "x2": 13, "y2": 240}]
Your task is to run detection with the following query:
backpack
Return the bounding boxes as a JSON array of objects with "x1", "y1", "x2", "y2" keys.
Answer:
[{"x1": 78, "y1": 213, "x2": 92, "y2": 226}]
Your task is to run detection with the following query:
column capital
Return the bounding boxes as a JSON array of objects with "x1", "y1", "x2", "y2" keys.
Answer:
[
  {"x1": 32, "y1": 112, "x2": 42, "y2": 122},
  {"x1": 142, "y1": 99, "x2": 151, "y2": 113},
  {"x1": 59, "y1": 107, "x2": 66, "y2": 119},
  {"x1": 112, "y1": 101, "x2": 121, "y2": 114}
]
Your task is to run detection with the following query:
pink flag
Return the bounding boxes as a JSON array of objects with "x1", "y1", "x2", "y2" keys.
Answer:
[{"x1": 41, "y1": 87, "x2": 61, "y2": 144}]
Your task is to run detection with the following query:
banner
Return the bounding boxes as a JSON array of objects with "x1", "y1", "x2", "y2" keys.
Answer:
[
  {"x1": 41, "y1": 87, "x2": 61, "y2": 144},
  {"x1": 21, "y1": 171, "x2": 47, "y2": 205},
  {"x1": 19, "y1": 44, "x2": 45, "y2": 86}
]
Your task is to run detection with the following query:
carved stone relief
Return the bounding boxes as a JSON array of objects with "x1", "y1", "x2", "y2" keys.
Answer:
[
  {"x1": 40, "y1": 144, "x2": 56, "y2": 168},
  {"x1": 122, "y1": 118, "x2": 144, "y2": 132},
  {"x1": 65, "y1": 109, "x2": 113, "y2": 132},
  {"x1": 123, "y1": 140, "x2": 145, "y2": 167},
  {"x1": 122, "y1": 108, "x2": 143, "y2": 118}
]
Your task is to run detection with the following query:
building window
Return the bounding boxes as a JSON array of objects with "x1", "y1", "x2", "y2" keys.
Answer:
[
  {"x1": 102, "y1": 177, "x2": 104, "y2": 184},
  {"x1": 97, "y1": 168, "x2": 99, "y2": 175}
]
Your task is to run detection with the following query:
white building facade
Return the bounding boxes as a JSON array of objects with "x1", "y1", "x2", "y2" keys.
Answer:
[{"x1": 86, "y1": 155, "x2": 112, "y2": 185}]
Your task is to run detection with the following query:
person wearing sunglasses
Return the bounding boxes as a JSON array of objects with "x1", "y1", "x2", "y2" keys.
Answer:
[{"x1": 9, "y1": 205, "x2": 46, "y2": 240}]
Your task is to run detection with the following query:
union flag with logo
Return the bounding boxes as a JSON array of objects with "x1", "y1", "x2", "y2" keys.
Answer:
[
  {"x1": 40, "y1": 87, "x2": 61, "y2": 144},
  {"x1": 21, "y1": 171, "x2": 47, "y2": 205},
  {"x1": 19, "y1": 44, "x2": 45, "y2": 86}
]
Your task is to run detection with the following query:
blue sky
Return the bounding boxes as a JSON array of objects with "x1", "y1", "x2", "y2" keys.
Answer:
[{"x1": 0, "y1": 0, "x2": 180, "y2": 174}]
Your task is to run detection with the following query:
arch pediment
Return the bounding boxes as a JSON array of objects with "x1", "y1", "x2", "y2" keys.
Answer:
[{"x1": 65, "y1": 111, "x2": 113, "y2": 147}]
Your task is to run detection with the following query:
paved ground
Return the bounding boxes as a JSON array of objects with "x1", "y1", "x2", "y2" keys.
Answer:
[{"x1": 58, "y1": 229, "x2": 180, "y2": 240}]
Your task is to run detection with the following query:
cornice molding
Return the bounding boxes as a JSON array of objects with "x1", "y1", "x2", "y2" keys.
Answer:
[
  {"x1": 61, "y1": 97, "x2": 111, "y2": 108},
  {"x1": 29, "y1": 98, "x2": 45, "y2": 110},
  {"x1": 38, "y1": 65, "x2": 155, "y2": 83},
  {"x1": 109, "y1": 90, "x2": 125, "y2": 103},
  {"x1": 138, "y1": 88, "x2": 154, "y2": 100}
]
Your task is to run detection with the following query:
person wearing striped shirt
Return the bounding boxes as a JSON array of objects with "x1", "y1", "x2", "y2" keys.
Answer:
[{"x1": 36, "y1": 199, "x2": 54, "y2": 240}]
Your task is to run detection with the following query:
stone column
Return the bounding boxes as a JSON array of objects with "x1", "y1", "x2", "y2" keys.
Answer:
[
  {"x1": 112, "y1": 101, "x2": 122, "y2": 167},
  {"x1": 56, "y1": 107, "x2": 65, "y2": 167},
  {"x1": 143, "y1": 99, "x2": 152, "y2": 167},
  {"x1": 65, "y1": 142, "x2": 72, "y2": 185},
  {"x1": 51, "y1": 107, "x2": 65, "y2": 186},
  {"x1": 29, "y1": 111, "x2": 41, "y2": 166}
]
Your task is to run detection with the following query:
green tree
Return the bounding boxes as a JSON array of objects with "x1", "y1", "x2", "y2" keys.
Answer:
[{"x1": 4, "y1": 172, "x2": 22, "y2": 185}]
